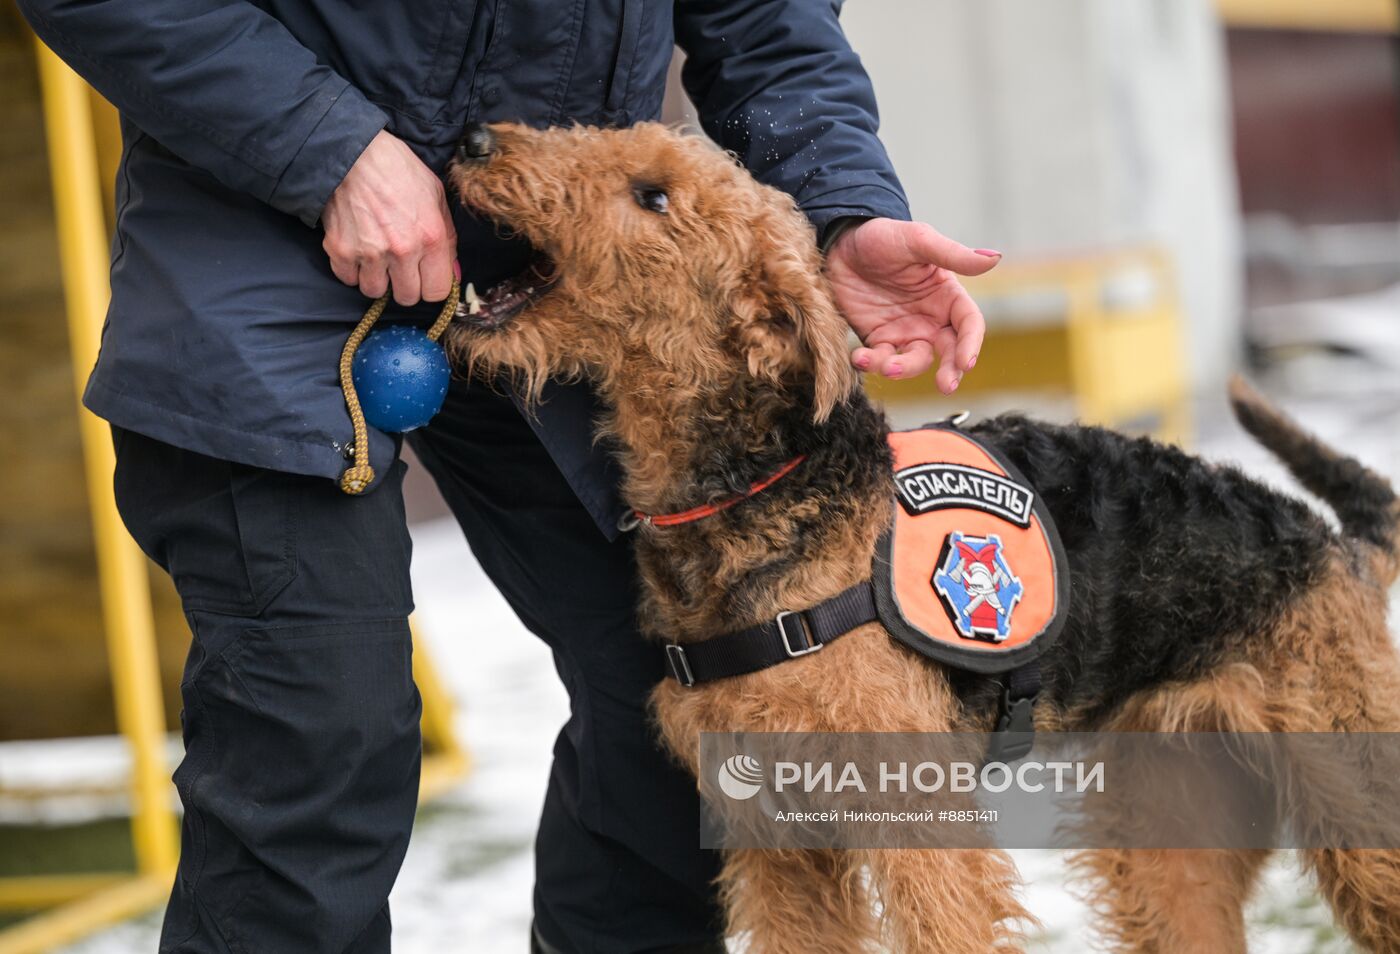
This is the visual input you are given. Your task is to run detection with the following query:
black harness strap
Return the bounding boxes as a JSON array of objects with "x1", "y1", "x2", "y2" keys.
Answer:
[
  {"x1": 986, "y1": 663, "x2": 1041, "y2": 764},
  {"x1": 662, "y1": 580, "x2": 1043, "y2": 763},
  {"x1": 663, "y1": 583, "x2": 877, "y2": 687}
]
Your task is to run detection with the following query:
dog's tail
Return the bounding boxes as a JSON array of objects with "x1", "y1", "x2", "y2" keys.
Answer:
[{"x1": 1229, "y1": 375, "x2": 1400, "y2": 585}]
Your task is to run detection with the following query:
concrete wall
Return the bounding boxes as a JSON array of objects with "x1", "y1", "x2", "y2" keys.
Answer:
[{"x1": 837, "y1": 0, "x2": 1245, "y2": 388}]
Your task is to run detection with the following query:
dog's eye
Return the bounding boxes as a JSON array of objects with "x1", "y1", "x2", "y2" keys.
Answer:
[{"x1": 633, "y1": 187, "x2": 669, "y2": 215}]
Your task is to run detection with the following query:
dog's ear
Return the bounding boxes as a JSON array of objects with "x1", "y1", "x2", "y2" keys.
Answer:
[{"x1": 730, "y1": 249, "x2": 856, "y2": 422}]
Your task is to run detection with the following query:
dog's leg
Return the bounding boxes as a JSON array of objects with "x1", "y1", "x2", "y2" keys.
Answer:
[
  {"x1": 719, "y1": 848, "x2": 878, "y2": 954},
  {"x1": 1067, "y1": 742, "x2": 1271, "y2": 952},
  {"x1": 1070, "y1": 665, "x2": 1280, "y2": 952},
  {"x1": 1261, "y1": 571, "x2": 1400, "y2": 952},
  {"x1": 1306, "y1": 849, "x2": 1400, "y2": 954},
  {"x1": 1082, "y1": 564, "x2": 1400, "y2": 953},
  {"x1": 1069, "y1": 848, "x2": 1268, "y2": 953},
  {"x1": 861, "y1": 846, "x2": 1026, "y2": 953},
  {"x1": 1067, "y1": 745, "x2": 1273, "y2": 953}
]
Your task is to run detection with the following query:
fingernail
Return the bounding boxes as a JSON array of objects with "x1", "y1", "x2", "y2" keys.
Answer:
[
  {"x1": 975, "y1": 249, "x2": 1002, "y2": 258},
  {"x1": 855, "y1": 355, "x2": 871, "y2": 370},
  {"x1": 968, "y1": 354, "x2": 978, "y2": 369},
  {"x1": 453, "y1": 260, "x2": 462, "y2": 280},
  {"x1": 887, "y1": 362, "x2": 902, "y2": 377}
]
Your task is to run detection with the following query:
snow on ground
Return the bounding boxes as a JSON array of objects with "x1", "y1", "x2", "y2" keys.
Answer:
[{"x1": 19, "y1": 326, "x2": 1400, "y2": 952}]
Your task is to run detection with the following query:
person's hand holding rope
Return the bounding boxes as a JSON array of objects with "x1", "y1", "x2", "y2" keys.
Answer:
[{"x1": 322, "y1": 130, "x2": 459, "y2": 306}]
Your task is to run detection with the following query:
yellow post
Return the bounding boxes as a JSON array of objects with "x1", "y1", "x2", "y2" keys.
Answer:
[
  {"x1": 33, "y1": 43, "x2": 179, "y2": 878},
  {"x1": 4, "y1": 41, "x2": 468, "y2": 954},
  {"x1": 0, "y1": 877, "x2": 171, "y2": 954},
  {"x1": 412, "y1": 620, "x2": 471, "y2": 803},
  {"x1": 1217, "y1": 0, "x2": 1399, "y2": 33}
]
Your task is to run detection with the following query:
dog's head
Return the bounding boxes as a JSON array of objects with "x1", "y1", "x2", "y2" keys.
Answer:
[{"x1": 445, "y1": 122, "x2": 855, "y2": 422}]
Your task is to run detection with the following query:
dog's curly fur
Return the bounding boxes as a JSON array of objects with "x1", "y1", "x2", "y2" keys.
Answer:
[{"x1": 446, "y1": 122, "x2": 1400, "y2": 953}]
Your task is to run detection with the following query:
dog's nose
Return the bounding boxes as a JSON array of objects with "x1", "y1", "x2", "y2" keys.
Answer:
[{"x1": 457, "y1": 123, "x2": 496, "y2": 163}]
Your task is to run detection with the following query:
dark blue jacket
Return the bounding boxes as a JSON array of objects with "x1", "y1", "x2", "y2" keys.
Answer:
[{"x1": 20, "y1": 0, "x2": 909, "y2": 537}]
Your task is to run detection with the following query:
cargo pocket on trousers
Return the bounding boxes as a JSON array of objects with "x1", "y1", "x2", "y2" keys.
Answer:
[
  {"x1": 216, "y1": 620, "x2": 421, "y2": 841},
  {"x1": 180, "y1": 619, "x2": 420, "y2": 951},
  {"x1": 172, "y1": 463, "x2": 299, "y2": 618}
]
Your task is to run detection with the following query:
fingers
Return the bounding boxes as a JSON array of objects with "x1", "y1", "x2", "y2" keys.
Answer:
[
  {"x1": 327, "y1": 254, "x2": 360, "y2": 291},
  {"x1": 851, "y1": 340, "x2": 935, "y2": 380},
  {"x1": 852, "y1": 334, "x2": 974, "y2": 393},
  {"x1": 335, "y1": 256, "x2": 450, "y2": 304},
  {"x1": 932, "y1": 327, "x2": 962, "y2": 395},
  {"x1": 321, "y1": 132, "x2": 459, "y2": 305},
  {"x1": 358, "y1": 257, "x2": 390, "y2": 300},
  {"x1": 344, "y1": 244, "x2": 454, "y2": 305},
  {"x1": 324, "y1": 232, "x2": 373, "y2": 295},
  {"x1": 325, "y1": 232, "x2": 391, "y2": 299},
  {"x1": 858, "y1": 286, "x2": 986, "y2": 392},
  {"x1": 903, "y1": 222, "x2": 1002, "y2": 278},
  {"x1": 928, "y1": 297, "x2": 983, "y2": 393},
  {"x1": 852, "y1": 342, "x2": 895, "y2": 375},
  {"x1": 418, "y1": 219, "x2": 457, "y2": 303},
  {"x1": 947, "y1": 287, "x2": 986, "y2": 375},
  {"x1": 387, "y1": 253, "x2": 421, "y2": 307},
  {"x1": 887, "y1": 340, "x2": 934, "y2": 379}
]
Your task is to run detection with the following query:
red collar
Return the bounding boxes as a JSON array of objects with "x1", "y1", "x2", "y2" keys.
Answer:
[{"x1": 621, "y1": 455, "x2": 808, "y2": 530}]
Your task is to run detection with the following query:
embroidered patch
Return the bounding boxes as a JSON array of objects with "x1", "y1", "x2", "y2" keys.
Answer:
[
  {"x1": 873, "y1": 425, "x2": 1069, "y2": 674},
  {"x1": 894, "y1": 463, "x2": 1034, "y2": 526},
  {"x1": 932, "y1": 532, "x2": 1024, "y2": 642}
]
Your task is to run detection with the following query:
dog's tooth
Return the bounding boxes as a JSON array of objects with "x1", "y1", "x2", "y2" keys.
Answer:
[{"x1": 465, "y1": 282, "x2": 482, "y2": 316}]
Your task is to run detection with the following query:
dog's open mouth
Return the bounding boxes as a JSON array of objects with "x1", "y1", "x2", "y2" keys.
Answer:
[{"x1": 454, "y1": 253, "x2": 558, "y2": 331}]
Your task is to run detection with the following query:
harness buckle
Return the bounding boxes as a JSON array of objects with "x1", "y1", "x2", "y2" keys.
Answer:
[
  {"x1": 986, "y1": 689, "x2": 1037, "y2": 764},
  {"x1": 936, "y1": 410, "x2": 971, "y2": 428},
  {"x1": 776, "y1": 611, "x2": 822, "y2": 658},
  {"x1": 665, "y1": 644, "x2": 696, "y2": 687}
]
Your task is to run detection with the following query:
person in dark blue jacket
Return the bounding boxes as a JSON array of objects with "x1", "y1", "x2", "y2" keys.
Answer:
[{"x1": 19, "y1": 1, "x2": 1000, "y2": 951}]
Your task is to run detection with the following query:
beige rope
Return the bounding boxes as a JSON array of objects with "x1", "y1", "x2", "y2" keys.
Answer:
[{"x1": 339, "y1": 279, "x2": 461, "y2": 494}]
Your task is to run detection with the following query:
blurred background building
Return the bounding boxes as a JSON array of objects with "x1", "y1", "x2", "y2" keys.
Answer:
[
  {"x1": 2, "y1": 1, "x2": 1398, "y2": 951},
  {"x1": 847, "y1": 0, "x2": 1245, "y2": 385}
]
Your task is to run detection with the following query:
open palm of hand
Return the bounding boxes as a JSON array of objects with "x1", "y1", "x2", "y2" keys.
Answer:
[{"x1": 824, "y1": 218, "x2": 1001, "y2": 395}]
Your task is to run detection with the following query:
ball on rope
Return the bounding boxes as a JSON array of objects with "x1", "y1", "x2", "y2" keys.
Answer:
[{"x1": 350, "y1": 324, "x2": 451, "y2": 433}]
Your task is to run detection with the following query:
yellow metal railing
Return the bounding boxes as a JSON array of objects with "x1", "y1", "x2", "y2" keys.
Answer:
[
  {"x1": 1217, "y1": 0, "x2": 1399, "y2": 33},
  {"x1": 868, "y1": 245, "x2": 1191, "y2": 445},
  {"x1": 0, "y1": 44, "x2": 178, "y2": 954},
  {"x1": 1, "y1": 44, "x2": 468, "y2": 954}
]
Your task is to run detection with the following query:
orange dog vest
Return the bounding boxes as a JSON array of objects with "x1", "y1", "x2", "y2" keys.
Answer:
[{"x1": 874, "y1": 425, "x2": 1069, "y2": 674}]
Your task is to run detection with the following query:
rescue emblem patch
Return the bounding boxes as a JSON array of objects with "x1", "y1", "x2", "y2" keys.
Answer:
[
  {"x1": 932, "y1": 532, "x2": 1023, "y2": 641},
  {"x1": 874, "y1": 424, "x2": 1069, "y2": 673}
]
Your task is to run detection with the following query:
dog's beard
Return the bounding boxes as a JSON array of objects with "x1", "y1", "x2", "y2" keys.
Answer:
[{"x1": 443, "y1": 303, "x2": 593, "y2": 413}]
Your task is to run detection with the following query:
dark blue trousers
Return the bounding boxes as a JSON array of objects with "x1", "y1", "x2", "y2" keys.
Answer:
[{"x1": 112, "y1": 380, "x2": 722, "y2": 953}]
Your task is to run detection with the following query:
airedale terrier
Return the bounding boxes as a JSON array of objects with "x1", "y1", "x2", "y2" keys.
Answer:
[{"x1": 445, "y1": 121, "x2": 1400, "y2": 953}]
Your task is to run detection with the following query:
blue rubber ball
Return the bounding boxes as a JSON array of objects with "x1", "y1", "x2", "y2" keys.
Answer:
[{"x1": 351, "y1": 325, "x2": 452, "y2": 433}]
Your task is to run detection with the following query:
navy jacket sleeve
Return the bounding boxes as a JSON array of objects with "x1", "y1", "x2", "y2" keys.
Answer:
[
  {"x1": 18, "y1": 0, "x2": 387, "y2": 227},
  {"x1": 674, "y1": 0, "x2": 911, "y2": 239}
]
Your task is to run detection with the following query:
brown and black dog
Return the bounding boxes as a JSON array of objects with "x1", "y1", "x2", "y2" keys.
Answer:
[{"x1": 445, "y1": 121, "x2": 1400, "y2": 953}]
